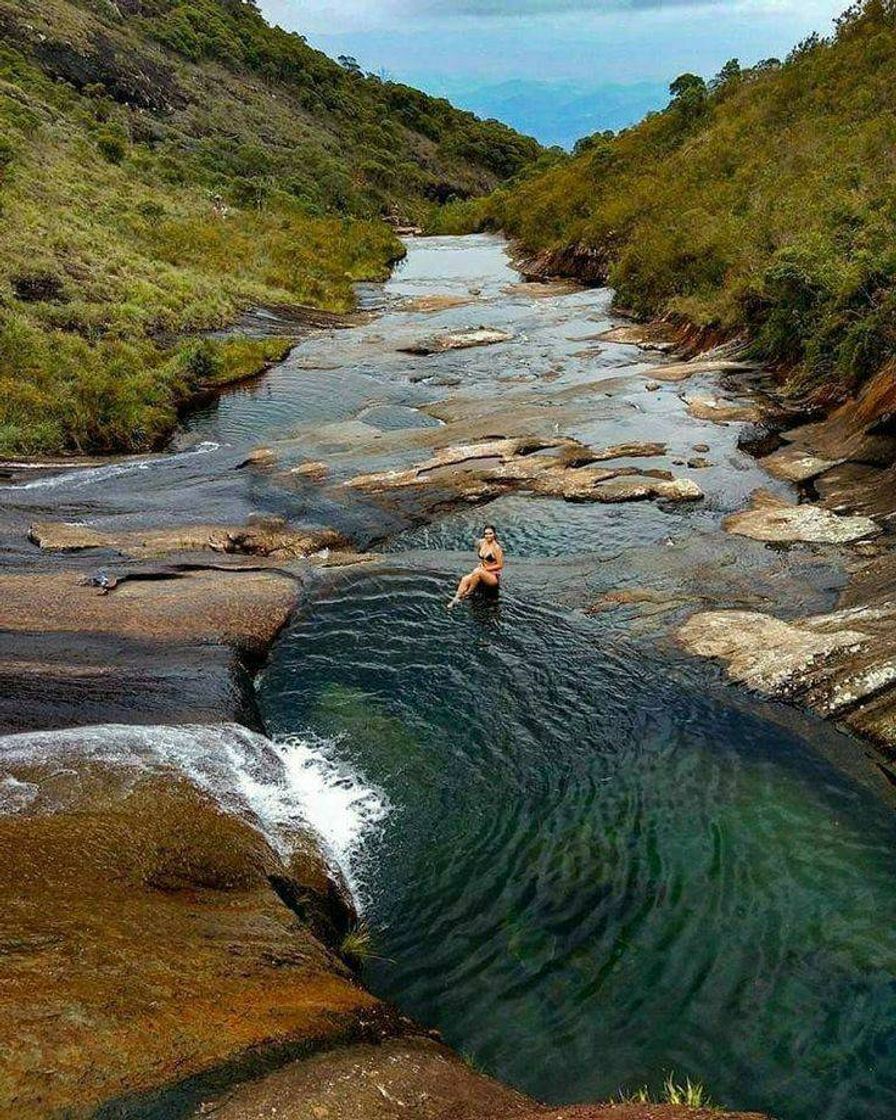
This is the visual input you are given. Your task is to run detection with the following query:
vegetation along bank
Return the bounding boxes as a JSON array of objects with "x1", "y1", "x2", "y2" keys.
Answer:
[
  {"x1": 0, "y1": 0, "x2": 540, "y2": 455},
  {"x1": 438, "y1": 0, "x2": 896, "y2": 417}
]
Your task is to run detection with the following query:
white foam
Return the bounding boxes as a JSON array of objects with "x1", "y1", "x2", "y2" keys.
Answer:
[
  {"x1": 2, "y1": 442, "x2": 222, "y2": 491},
  {"x1": 0, "y1": 722, "x2": 388, "y2": 898}
]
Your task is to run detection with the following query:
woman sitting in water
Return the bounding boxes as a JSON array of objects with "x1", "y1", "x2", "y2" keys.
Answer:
[{"x1": 449, "y1": 525, "x2": 504, "y2": 608}]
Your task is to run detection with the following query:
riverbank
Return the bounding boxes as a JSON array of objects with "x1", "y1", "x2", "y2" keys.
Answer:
[
  {"x1": 4, "y1": 234, "x2": 894, "y2": 1120},
  {"x1": 539, "y1": 309, "x2": 896, "y2": 761}
]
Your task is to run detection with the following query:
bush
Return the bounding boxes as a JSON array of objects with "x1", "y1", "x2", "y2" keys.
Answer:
[{"x1": 96, "y1": 128, "x2": 127, "y2": 164}]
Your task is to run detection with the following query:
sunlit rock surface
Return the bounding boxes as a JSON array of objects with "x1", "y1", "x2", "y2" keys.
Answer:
[
  {"x1": 0, "y1": 724, "x2": 385, "y2": 1119},
  {"x1": 724, "y1": 491, "x2": 879, "y2": 545}
]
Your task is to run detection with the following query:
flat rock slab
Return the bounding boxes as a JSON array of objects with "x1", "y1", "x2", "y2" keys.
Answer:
[
  {"x1": 814, "y1": 461, "x2": 896, "y2": 519},
  {"x1": 678, "y1": 596, "x2": 896, "y2": 751},
  {"x1": 0, "y1": 632, "x2": 260, "y2": 734},
  {"x1": 677, "y1": 609, "x2": 870, "y2": 694},
  {"x1": 687, "y1": 396, "x2": 762, "y2": 422},
  {"x1": 346, "y1": 438, "x2": 700, "y2": 508},
  {"x1": 759, "y1": 444, "x2": 842, "y2": 483},
  {"x1": 192, "y1": 1037, "x2": 533, "y2": 1120},
  {"x1": 399, "y1": 294, "x2": 476, "y2": 312},
  {"x1": 592, "y1": 323, "x2": 678, "y2": 348},
  {"x1": 548, "y1": 474, "x2": 702, "y2": 503},
  {"x1": 640, "y1": 360, "x2": 755, "y2": 384},
  {"x1": 398, "y1": 328, "x2": 513, "y2": 355},
  {"x1": 28, "y1": 520, "x2": 344, "y2": 560},
  {"x1": 724, "y1": 491, "x2": 880, "y2": 544},
  {"x1": 0, "y1": 569, "x2": 300, "y2": 658}
]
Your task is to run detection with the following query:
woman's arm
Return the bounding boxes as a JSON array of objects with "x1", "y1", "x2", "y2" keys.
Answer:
[{"x1": 484, "y1": 543, "x2": 504, "y2": 572}]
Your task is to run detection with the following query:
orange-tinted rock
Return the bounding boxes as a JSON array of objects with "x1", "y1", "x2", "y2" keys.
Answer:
[
  {"x1": 0, "y1": 569, "x2": 299, "y2": 659},
  {"x1": 0, "y1": 726, "x2": 379, "y2": 1119}
]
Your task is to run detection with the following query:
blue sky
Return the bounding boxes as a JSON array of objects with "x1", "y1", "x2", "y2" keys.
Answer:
[{"x1": 259, "y1": 0, "x2": 848, "y2": 146}]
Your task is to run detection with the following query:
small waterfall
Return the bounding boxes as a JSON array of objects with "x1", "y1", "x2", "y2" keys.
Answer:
[{"x1": 0, "y1": 722, "x2": 388, "y2": 895}]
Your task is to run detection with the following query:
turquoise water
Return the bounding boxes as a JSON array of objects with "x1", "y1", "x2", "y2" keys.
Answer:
[{"x1": 259, "y1": 567, "x2": 896, "y2": 1120}]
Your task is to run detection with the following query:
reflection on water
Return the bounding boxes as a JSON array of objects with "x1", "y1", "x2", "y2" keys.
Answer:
[{"x1": 260, "y1": 568, "x2": 896, "y2": 1120}]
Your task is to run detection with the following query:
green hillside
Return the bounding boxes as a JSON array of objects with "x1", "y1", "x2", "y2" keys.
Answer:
[
  {"x1": 463, "y1": 0, "x2": 896, "y2": 408},
  {"x1": 0, "y1": 0, "x2": 540, "y2": 454}
]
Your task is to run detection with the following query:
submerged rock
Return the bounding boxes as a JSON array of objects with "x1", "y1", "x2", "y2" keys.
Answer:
[
  {"x1": 724, "y1": 491, "x2": 880, "y2": 545},
  {"x1": 398, "y1": 327, "x2": 513, "y2": 355}
]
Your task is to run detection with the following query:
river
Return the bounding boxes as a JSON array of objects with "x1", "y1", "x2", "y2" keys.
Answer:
[{"x1": 5, "y1": 235, "x2": 896, "y2": 1120}]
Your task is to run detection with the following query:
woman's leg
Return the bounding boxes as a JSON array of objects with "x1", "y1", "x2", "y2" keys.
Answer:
[{"x1": 449, "y1": 567, "x2": 481, "y2": 606}]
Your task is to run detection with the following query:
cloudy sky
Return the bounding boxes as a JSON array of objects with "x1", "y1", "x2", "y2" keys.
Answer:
[{"x1": 258, "y1": 0, "x2": 847, "y2": 145}]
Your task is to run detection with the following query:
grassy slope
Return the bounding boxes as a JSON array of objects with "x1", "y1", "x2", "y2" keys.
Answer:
[
  {"x1": 469, "y1": 0, "x2": 896, "y2": 407},
  {"x1": 0, "y1": 0, "x2": 540, "y2": 454}
]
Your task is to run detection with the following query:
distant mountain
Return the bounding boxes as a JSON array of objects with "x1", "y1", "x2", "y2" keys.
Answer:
[
  {"x1": 409, "y1": 77, "x2": 670, "y2": 149},
  {"x1": 479, "y1": 0, "x2": 896, "y2": 408}
]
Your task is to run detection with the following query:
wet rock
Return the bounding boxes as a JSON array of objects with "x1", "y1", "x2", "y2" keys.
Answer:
[
  {"x1": 687, "y1": 457, "x2": 711, "y2": 469},
  {"x1": 677, "y1": 610, "x2": 871, "y2": 693},
  {"x1": 758, "y1": 444, "x2": 842, "y2": 483},
  {"x1": 0, "y1": 632, "x2": 260, "y2": 735},
  {"x1": 678, "y1": 600, "x2": 896, "y2": 750},
  {"x1": 692, "y1": 443, "x2": 710, "y2": 453},
  {"x1": 592, "y1": 323, "x2": 678, "y2": 348},
  {"x1": 191, "y1": 1037, "x2": 534, "y2": 1120},
  {"x1": 346, "y1": 438, "x2": 697, "y2": 509},
  {"x1": 398, "y1": 328, "x2": 513, "y2": 355},
  {"x1": 288, "y1": 460, "x2": 331, "y2": 481},
  {"x1": 646, "y1": 381, "x2": 662, "y2": 391},
  {"x1": 0, "y1": 724, "x2": 379, "y2": 1119},
  {"x1": 587, "y1": 588, "x2": 694, "y2": 618},
  {"x1": 240, "y1": 447, "x2": 278, "y2": 467},
  {"x1": 28, "y1": 520, "x2": 345, "y2": 560},
  {"x1": 649, "y1": 360, "x2": 755, "y2": 384},
  {"x1": 400, "y1": 295, "x2": 476, "y2": 312},
  {"x1": 724, "y1": 491, "x2": 880, "y2": 545},
  {"x1": 515, "y1": 241, "x2": 610, "y2": 285},
  {"x1": 781, "y1": 363, "x2": 896, "y2": 466},
  {"x1": 686, "y1": 396, "x2": 761, "y2": 422},
  {"x1": 814, "y1": 461, "x2": 896, "y2": 520},
  {"x1": 591, "y1": 476, "x2": 703, "y2": 503}
]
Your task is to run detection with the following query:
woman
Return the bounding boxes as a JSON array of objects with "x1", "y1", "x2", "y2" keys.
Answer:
[{"x1": 448, "y1": 525, "x2": 504, "y2": 608}]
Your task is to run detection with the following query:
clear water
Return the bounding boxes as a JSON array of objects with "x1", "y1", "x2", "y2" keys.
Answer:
[
  {"x1": 259, "y1": 568, "x2": 896, "y2": 1120},
  {"x1": 15, "y1": 235, "x2": 894, "y2": 1119}
]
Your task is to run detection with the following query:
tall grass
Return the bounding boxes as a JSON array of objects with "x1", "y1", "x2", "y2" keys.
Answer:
[{"x1": 476, "y1": 0, "x2": 896, "y2": 407}]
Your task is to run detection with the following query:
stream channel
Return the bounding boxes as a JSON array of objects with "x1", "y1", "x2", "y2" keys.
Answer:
[{"x1": 8, "y1": 236, "x2": 896, "y2": 1120}]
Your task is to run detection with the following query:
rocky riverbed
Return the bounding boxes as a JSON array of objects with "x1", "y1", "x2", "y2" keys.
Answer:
[{"x1": 3, "y1": 235, "x2": 896, "y2": 1120}]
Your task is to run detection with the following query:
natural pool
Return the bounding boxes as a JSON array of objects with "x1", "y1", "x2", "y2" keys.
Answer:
[{"x1": 258, "y1": 565, "x2": 896, "y2": 1120}]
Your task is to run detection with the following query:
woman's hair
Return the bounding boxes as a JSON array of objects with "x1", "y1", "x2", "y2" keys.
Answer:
[{"x1": 483, "y1": 524, "x2": 498, "y2": 537}]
